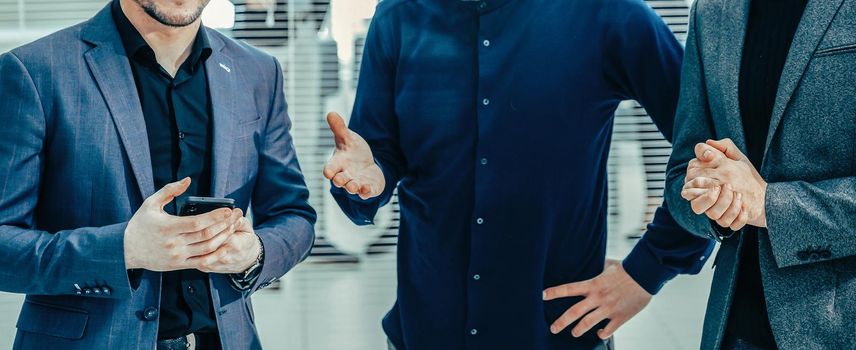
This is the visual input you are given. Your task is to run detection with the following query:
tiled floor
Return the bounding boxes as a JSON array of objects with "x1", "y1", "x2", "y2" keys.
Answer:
[{"x1": 0, "y1": 239, "x2": 714, "y2": 349}]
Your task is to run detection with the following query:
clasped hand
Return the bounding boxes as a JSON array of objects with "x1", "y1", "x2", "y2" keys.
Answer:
[
  {"x1": 124, "y1": 177, "x2": 261, "y2": 274},
  {"x1": 681, "y1": 138, "x2": 767, "y2": 230}
]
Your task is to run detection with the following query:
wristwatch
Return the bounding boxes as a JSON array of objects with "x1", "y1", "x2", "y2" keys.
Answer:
[{"x1": 230, "y1": 234, "x2": 264, "y2": 291}]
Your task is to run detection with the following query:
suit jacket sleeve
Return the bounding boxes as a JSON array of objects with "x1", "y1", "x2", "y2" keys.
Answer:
[
  {"x1": 0, "y1": 52, "x2": 132, "y2": 299},
  {"x1": 249, "y1": 57, "x2": 318, "y2": 292},
  {"x1": 330, "y1": 12, "x2": 407, "y2": 225},
  {"x1": 603, "y1": 0, "x2": 715, "y2": 294},
  {"x1": 664, "y1": 2, "x2": 724, "y2": 242},
  {"x1": 766, "y1": 177, "x2": 856, "y2": 268}
]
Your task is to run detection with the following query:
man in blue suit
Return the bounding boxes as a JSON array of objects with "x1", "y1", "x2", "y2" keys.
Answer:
[{"x1": 0, "y1": 0, "x2": 316, "y2": 349}]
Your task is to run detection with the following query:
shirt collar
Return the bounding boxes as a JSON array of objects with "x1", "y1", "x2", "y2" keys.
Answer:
[{"x1": 110, "y1": 0, "x2": 212, "y2": 72}]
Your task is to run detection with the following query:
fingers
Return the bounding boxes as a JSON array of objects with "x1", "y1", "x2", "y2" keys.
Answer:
[
  {"x1": 683, "y1": 176, "x2": 720, "y2": 191},
  {"x1": 681, "y1": 188, "x2": 709, "y2": 201},
  {"x1": 323, "y1": 159, "x2": 344, "y2": 180},
  {"x1": 706, "y1": 138, "x2": 743, "y2": 161},
  {"x1": 185, "y1": 216, "x2": 239, "y2": 257},
  {"x1": 236, "y1": 216, "x2": 253, "y2": 233},
  {"x1": 543, "y1": 281, "x2": 589, "y2": 301},
  {"x1": 694, "y1": 143, "x2": 725, "y2": 165},
  {"x1": 147, "y1": 177, "x2": 191, "y2": 209},
  {"x1": 344, "y1": 178, "x2": 361, "y2": 194},
  {"x1": 182, "y1": 208, "x2": 243, "y2": 244},
  {"x1": 597, "y1": 318, "x2": 628, "y2": 340},
  {"x1": 690, "y1": 185, "x2": 720, "y2": 214},
  {"x1": 326, "y1": 112, "x2": 350, "y2": 148},
  {"x1": 186, "y1": 245, "x2": 229, "y2": 273},
  {"x1": 358, "y1": 182, "x2": 377, "y2": 200},
  {"x1": 550, "y1": 298, "x2": 596, "y2": 334},
  {"x1": 715, "y1": 192, "x2": 742, "y2": 228},
  {"x1": 571, "y1": 307, "x2": 609, "y2": 338},
  {"x1": 729, "y1": 203, "x2": 751, "y2": 231},
  {"x1": 331, "y1": 171, "x2": 353, "y2": 188},
  {"x1": 167, "y1": 207, "x2": 235, "y2": 234},
  {"x1": 704, "y1": 185, "x2": 734, "y2": 220}
]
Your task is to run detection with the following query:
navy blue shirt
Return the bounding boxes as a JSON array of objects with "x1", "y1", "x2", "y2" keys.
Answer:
[{"x1": 332, "y1": 1, "x2": 714, "y2": 349}]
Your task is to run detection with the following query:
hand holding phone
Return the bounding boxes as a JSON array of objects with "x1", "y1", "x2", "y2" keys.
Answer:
[{"x1": 123, "y1": 178, "x2": 243, "y2": 272}]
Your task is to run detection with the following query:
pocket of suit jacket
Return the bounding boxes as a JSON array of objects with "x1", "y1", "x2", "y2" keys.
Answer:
[{"x1": 16, "y1": 300, "x2": 88, "y2": 339}]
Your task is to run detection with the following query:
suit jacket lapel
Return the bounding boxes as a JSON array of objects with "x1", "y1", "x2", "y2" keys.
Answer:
[
  {"x1": 82, "y1": 6, "x2": 155, "y2": 199},
  {"x1": 715, "y1": 0, "x2": 751, "y2": 152},
  {"x1": 764, "y1": 0, "x2": 845, "y2": 157},
  {"x1": 205, "y1": 31, "x2": 237, "y2": 198}
]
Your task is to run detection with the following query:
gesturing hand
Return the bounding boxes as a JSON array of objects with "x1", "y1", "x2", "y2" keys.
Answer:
[
  {"x1": 543, "y1": 259, "x2": 652, "y2": 340},
  {"x1": 124, "y1": 178, "x2": 243, "y2": 271},
  {"x1": 323, "y1": 112, "x2": 385, "y2": 200},
  {"x1": 681, "y1": 139, "x2": 768, "y2": 230},
  {"x1": 186, "y1": 215, "x2": 262, "y2": 274}
]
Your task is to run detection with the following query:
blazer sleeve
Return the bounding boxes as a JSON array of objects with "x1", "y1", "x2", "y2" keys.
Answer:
[
  {"x1": 663, "y1": 2, "x2": 723, "y2": 242},
  {"x1": 330, "y1": 13, "x2": 407, "y2": 225},
  {"x1": 602, "y1": 1, "x2": 715, "y2": 294},
  {"x1": 765, "y1": 177, "x2": 856, "y2": 268},
  {"x1": 249, "y1": 57, "x2": 318, "y2": 292},
  {"x1": 0, "y1": 52, "x2": 132, "y2": 299}
]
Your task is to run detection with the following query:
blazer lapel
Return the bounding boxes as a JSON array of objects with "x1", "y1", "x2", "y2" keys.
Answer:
[
  {"x1": 764, "y1": 0, "x2": 845, "y2": 157},
  {"x1": 81, "y1": 6, "x2": 155, "y2": 199},
  {"x1": 714, "y1": 0, "x2": 751, "y2": 152},
  {"x1": 205, "y1": 31, "x2": 238, "y2": 198}
]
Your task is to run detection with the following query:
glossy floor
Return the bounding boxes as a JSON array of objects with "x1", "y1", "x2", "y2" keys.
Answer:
[{"x1": 0, "y1": 238, "x2": 714, "y2": 349}]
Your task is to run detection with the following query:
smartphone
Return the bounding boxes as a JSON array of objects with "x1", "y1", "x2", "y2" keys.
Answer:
[{"x1": 179, "y1": 196, "x2": 236, "y2": 216}]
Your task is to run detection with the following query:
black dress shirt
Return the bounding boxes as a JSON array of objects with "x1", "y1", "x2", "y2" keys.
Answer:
[
  {"x1": 111, "y1": 0, "x2": 218, "y2": 339},
  {"x1": 728, "y1": 0, "x2": 808, "y2": 348}
]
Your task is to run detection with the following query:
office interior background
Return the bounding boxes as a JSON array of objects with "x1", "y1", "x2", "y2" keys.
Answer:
[{"x1": 0, "y1": 0, "x2": 713, "y2": 348}]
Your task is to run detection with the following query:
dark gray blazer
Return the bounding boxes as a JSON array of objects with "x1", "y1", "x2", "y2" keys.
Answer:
[
  {"x1": 0, "y1": 4, "x2": 316, "y2": 349},
  {"x1": 665, "y1": 0, "x2": 856, "y2": 349}
]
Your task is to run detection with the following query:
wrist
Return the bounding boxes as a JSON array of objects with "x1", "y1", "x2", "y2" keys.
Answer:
[
  {"x1": 123, "y1": 229, "x2": 139, "y2": 270},
  {"x1": 239, "y1": 234, "x2": 264, "y2": 275}
]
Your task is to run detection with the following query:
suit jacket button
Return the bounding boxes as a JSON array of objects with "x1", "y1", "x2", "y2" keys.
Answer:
[
  {"x1": 102, "y1": 287, "x2": 112, "y2": 296},
  {"x1": 809, "y1": 252, "x2": 820, "y2": 260},
  {"x1": 93, "y1": 288, "x2": 102, "y2": 295},
  {"x1": 797, "y1": 251, "x2": 809, "y2": 261},
  {"x1": 83, "y1": 288, "x2": 92, "y2": 295},
  {"x1": 142, "y1": 307, "x2": 159, "y2": 321},
  {"x1": 820, "y1": 250, "x2": 832, "y2": 259}
]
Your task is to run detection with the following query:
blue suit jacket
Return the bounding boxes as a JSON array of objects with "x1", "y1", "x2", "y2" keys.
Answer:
[{"x1": 0, "y1": 5, "x2": 316, "y2": 349}]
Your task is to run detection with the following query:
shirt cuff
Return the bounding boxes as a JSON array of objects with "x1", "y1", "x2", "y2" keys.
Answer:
[{"x1": 622, "y1": 243, "x2": 678, "y2": 295}]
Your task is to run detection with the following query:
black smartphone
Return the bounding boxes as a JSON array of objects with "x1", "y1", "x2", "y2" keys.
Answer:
[{"x1": 179, "y1": 196, "x2": 236, "y2": 216}]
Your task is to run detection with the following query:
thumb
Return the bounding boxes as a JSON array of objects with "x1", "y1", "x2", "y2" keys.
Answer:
[
  {"x1": 326, "y1": 112, "x2": 350, "y2": 148},
  {"x1": 706, "y1": 139, "x2": 743, "y2": 161},
  {"x1": 149, "y1": 177, "x2": 191, "y2": 209}
]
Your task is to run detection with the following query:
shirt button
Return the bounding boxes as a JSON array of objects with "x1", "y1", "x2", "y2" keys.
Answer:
[
  {"x1": 479, "y1": 2, "x2": 487, "y2": 9},
  {"x1": 476, "y1": 218, "x2": 484, "y2": 225},
  {"x1": 178, "y1": 131, "x2": 186, "y2": 140},
  {"x1": 142, "y1": 307, "x2": 159, "y2": 321},
  {"x1": 482, "y1": 98, "x2": 490, "y2": 106},
  {"x1": 480, "y1": 158, "x2": 488, "y2": 165},
  {"x1": 187, "y1": 285, "x2": 195, "y2": 294},
  {"x1": 470, "y1": 328, "x2": 478, "y2": 335},
  {"x1": 473, "y1": 274, "x2": 480, "y2": 281},
  {"x1": 483, "y1": 39, "x2": 491, "y2": 47},
  {"x1": 699, "y1": 255, "x2": 706, "y2": 261}
]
